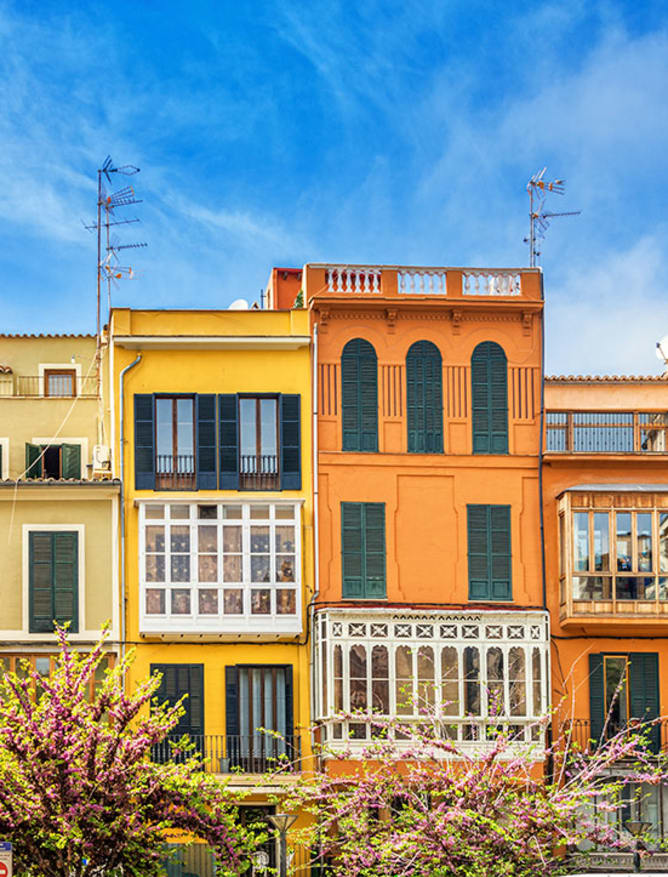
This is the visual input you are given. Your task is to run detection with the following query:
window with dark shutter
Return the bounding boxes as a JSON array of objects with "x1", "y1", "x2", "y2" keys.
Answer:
[
  {"x1": 341, "y1": 502, "x2": 386, "y2": 598},
  {"x1": 406, "y1": 341, "x2": 443, "y2": 453},
  {"x1": 341, "y1": 339, "x2": 378, "y2": 452},
  {"x1": 25, "y1": 443, "x2": 43, "y2": 479},
  {"x1": 589, "y1": 653, "x2": 660, "y2": 752},
  {"x1": 467, "y1": 504, "x2": 511, "y2": 600},
  {"x1": 29, "y1": 531, "x2": 78, "y2": 632},
  {"x1": 151, "y1": 663, "x2": 204, "y2": 738},
  {"x1": 280, "y1": 395, "x2": 301, "y2": 490},
  {"x1": 629, "y1": 652, "x2": 660, "y2": 752},
  {"x1": 471, "y1": 341, "x2": 508, "y2": 454}
]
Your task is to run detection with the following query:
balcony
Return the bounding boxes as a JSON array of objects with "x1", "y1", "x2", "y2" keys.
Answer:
[
  {"x1": 152, "y1": 734, "x2": 301, "y2": 774},
  {"x1": 546, "y1": 410, "x2": 668, "y2": 454},
  {"x1": 0, "y1": 375, "x2": 97, "y2": 398},
  {"x1": 560, "y1": 718, "x2": 664, "y2": 755},
  {"x1": 239, "y1": 454, "x2": 279, "y2": 490},
  {"x1": 155, "y1": 454, "x2": 196, "y2": 490},
  {"x1": 302, "y1": 263, "x2": 542, "y2": 303}
]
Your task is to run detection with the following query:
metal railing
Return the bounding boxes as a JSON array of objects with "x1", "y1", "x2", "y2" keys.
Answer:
[
  {"x1": 239, "y1": 454, "x2": 279, "y2": 490},
  {"x1": 152, "y1": 734, "x2": 301, "y2": 773},
  {"x1": 545, "y1": 411, "x2": 668, "y2": 453},
  {"x1": 162, "y1": 841, "x2": 314, "y2": 876},
  {"x1": 155, "y1": 455, "x2": 196, "y2": 489},
  {"x1": 559, "y1": 718, "x2": 665, "y2": 755},
  {"x1": 0, "y1": 375, "x2": 98, "y2": 398}
]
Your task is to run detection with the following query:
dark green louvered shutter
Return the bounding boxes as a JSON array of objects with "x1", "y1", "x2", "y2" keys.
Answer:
[
  {"x1": 284, "y1": 665, "x2": 294, "y2": 742},
  {"x1": 196, "y1": 394, "x2": 217, "y2": 490},
  {"x1": 25, "y1": 443, "x2": 43, "y2": 479},
  {"x1": 341, "y1": 339, "x2": 378, "y2": 452},
  {"x1": 588, "y1": 654, "x2": 605, "y2": 746},
  {"x1": 61, "y1": 444, "x2": 81, "y2": 479},
  {"x1": 225, "y1": 666, "x2": 240, "y2": 736},
  {"x1": 29, "y1": 531, "x2": 78, "y2": 633},
  {"x1": 629, "y1": 652, "x2": 660, "y2": 753},
  {"x1": 152, "y1": 664, "x2": 204, "y2": 737},
  {"x1": 406, "y1": 341, "x2": 443, "y2": 453},
  {"x1": 364, "y1": 503, "x2": 386, "y2": 597},
  {"x1": 341, "y1": 502, "x2": 386, "y2": 598},
  {"x1": 471, "y1": 342, "x2": 508, "y2": 454},
  {"x1": 134, "y1": 395, "x2": 155, "y2": 489},
  {"x1": 219, "y1": 394, "x2": 239, "y2": 489},
  {"x1": 467, "y1": 505, "x2": 511, "y2": 600},
  {"x1": 280, "y1": 394, "x2": 301, "y2": 490}
]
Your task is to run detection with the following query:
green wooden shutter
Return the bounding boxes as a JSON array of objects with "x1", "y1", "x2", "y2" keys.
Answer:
[
  {"x1": 364, "y1": 503, "x2": 386, "y2": 597},
  {"x1": 196, "y1": 394, "x2": 217, "y2": 490},
  {"x1": 629, "y1": 652, "x2": 660, "y2": 753},
  {"x1": 25, "y1": 443, "x2": 43, "y2": 479},
  {"x1": 342, "y1": 502, "x2": 364, "y2": 597},
  {"x1": 280, "y1": 394, "x2": 301, "y2": 490},
  {"x1": 29, "y1": 531, "x2": 78, "y2": 633},
  {"x1": 341, "y1": 339, "x2": 378, "y2": 452},
  {"x1": 490, "y1": 505, "x2": 511, "y2": 599},
  {"x1": 406, "y1": 341, "x2": 443, "y2": 454},
  {"x1": 134, "y1": 394, "x2": 155, "y2": 489},
  {"x1": 588, "y1": 653, "x2": 605, "y2": 746},
  {"x1": 152, "y1": 664, "x2": 204, "y2": 737},
  {"x1": 218, "y1": 394, "x2": 239, "y2": 489},
  {"x1": 61, "y1": 444, "x2": 81, "y2": 479},
  {"x1": 225, "y1": 666, "x2": 240, "y2": 736},
  {"x1": 342, "y1": 502, "x2": 386, "y2": 598},
  {"x1": 471, "y1": 342, "x2": 508, "y2": 454},
  {"x1": 467, "y1": 505, "x2": 511, "y2": 600},
  {"x1": 284, "y1": 665, "x2": 294, "y2": 741},
  {"x1": 467, "y1": 505, "x2": 490, "y2": 599}
]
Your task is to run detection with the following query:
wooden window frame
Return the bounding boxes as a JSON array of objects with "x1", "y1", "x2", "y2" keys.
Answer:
[
  {"x1": 238, "y1": 395, "x2": 280, "y2": 489},
  {"x1": 154, "y1": 395, "x2": 196, "y2": 490},
  {"x1": 44, "y1": 368, "x2": 76, "y2": 398},
  {"x1": 0, "y1": 653, "x2": 114, "y2": 700}
]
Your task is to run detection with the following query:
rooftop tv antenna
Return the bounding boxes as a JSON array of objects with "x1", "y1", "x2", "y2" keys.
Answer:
[
  {"x1": 84, "y1": 156, "x2": 147, "y2": 389},
  {"x1": 525, "y1": 168, "x2": 581, "y2": 267}
]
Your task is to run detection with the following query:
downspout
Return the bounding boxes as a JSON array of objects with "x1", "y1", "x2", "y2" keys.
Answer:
[
  {"x1": 119, "y1": 354, "x2": 142, "y2": 668},
  {"x1": 309, "y1": 323, "x2": 320, "y2": 752}
]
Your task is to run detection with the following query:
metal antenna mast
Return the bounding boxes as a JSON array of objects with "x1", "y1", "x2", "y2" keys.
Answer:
[
  {"x1": 84, "y1": 156, "x2": 147, "y2": 390},
  {"x1": 525, "y1": 168, "x2": 581, "y2": 266}
]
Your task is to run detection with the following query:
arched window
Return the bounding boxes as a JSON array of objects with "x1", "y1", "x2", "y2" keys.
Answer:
[
  {"x1": 406, "y1": 341, "x2": 443, "y2": 453},
  {"x1": 471, "y1": 341, "x2": 508, "y2": 454},
  {"x1": 341, "y1": 339, "x2": 378, "y2": 452}
]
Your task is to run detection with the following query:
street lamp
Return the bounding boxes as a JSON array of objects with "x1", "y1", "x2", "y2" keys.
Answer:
[
  {"x1": 626, "y1": 819, "x2": 651, "y2": 873},
  {"x1": 268, "y1": 813, "x2": 297, "y2": 877}
]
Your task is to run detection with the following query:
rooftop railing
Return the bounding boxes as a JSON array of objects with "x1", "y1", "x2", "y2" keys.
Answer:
[
  {"x1": 304, "y1": 264, "x2": 540, "y2": 301},
  {"x1": 545, "y1": 411, "x2": 668, "y2": 453}
]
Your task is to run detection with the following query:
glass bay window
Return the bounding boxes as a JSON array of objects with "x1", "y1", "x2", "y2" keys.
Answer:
[{"x1": 140, "y1": 501, "x2": 301, "y2": 634}]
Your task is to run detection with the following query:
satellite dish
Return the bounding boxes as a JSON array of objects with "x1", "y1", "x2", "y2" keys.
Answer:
[
  {"x1": 656, "y1": 336, "x2": 668, "y2": 361},
  {"x1": 228, "y1": 298, "x2": 249, "y2": 310}
]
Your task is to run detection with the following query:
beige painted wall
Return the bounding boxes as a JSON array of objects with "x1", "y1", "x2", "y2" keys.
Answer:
[{"x1": 0, "y1": 490, "x2": 118, "y2": 640}]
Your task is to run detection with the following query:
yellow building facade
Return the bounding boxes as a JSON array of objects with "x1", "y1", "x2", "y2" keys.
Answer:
[
  {"x1": 109, "y1": 307, "x2": 314, "y2": 823},
  {"x1": 0, "y1": 333, "x2": 119, "y2": 680}
]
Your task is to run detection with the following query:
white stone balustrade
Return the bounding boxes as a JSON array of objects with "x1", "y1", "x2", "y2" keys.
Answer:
[
  {"x1": 325, "y1": 266, "x2": 382, "y2": 294},
  {"x1": 397, "y1": 269, "x2": 448, "y2": 295},
  {"x1": 463, "y1": 270, "x2": 522, "y2": 296}
]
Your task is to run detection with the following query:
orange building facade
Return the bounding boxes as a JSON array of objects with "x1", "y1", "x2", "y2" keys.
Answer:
[
  {"x1": 544, "y1": 375, "x2": 668, "y2": 837},
  {"x1": 268, "y1": 263, "x2": 552, "y2": 759}
]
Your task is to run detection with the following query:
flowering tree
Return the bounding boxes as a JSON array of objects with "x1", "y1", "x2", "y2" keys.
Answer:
[
  {"x1": 287, "y1": 712, "x2": 668, "y2": 876},
  {"x1": 0, "y1": 627, "x2": 259, "y2": 877}
]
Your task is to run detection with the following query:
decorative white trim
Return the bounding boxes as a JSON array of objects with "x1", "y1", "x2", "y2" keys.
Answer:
[
  {"x1": 22, "y1": 524, "x2": 85, "y2": 636},
  {"x1": 31, "y1": 437, "x2": 89, "y2": 477},
  {"x1": 38, "y1": 362, "x2": 82, "y2": 396},
  {"x1": 114, "y1": 335, "x2": 311, "y2": 351},
  {"x1": 0, "y1": 437, "x2": 9, "y2": 479}
]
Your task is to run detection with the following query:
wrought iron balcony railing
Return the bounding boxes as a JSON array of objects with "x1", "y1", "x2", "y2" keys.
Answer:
[
  {"x1": 559, "y1": 717, "x2": 664, "y2": 755},
  {"x1": 152, "y1": 733, "x2": 301, "y2": 773},
  {"x1": 239, "y1": 454, "x2": 279, "y2": 490},
  {"x1": 155, "y1": 455, "x2": 196, "y2": 490}
]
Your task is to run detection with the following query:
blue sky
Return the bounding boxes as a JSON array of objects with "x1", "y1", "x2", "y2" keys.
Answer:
[{"x1": 1, "y1": 0, "x2": 667, "y2": 375}]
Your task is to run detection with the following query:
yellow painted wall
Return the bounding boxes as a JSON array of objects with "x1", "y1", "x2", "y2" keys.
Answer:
[{"x1": 111, "y1": 308, "x2": 314, "y2": 763}]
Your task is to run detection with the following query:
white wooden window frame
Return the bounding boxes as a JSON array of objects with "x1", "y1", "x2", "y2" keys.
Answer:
[
  {"x1": 314, "y1": 609, "x2": 550, "y2": 749},
  {"x1": 138, "y1": 500, "x2": 302, "y2": 635}
]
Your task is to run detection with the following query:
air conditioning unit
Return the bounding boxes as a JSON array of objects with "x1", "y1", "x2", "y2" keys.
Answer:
[{"x1": 93, "y1": 444, "x2": 111, "y2": 470}]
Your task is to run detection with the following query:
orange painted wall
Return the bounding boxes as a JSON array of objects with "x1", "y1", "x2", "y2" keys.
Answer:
[
  {"x1": 543, "y1": 379, "x2": 668, "y2": 727},
  {"x1": 307, "y1": 267, "x2": 545, "y2": 609}
]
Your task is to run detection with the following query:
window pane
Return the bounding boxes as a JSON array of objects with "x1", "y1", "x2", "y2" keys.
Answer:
[
  {"x1": 637, "y1": 513, "x2": 652, "y2": 572},
  {"x1": 176, "y1": 399, "x2": 194, "y2": 456},
  {"x1": 250, "y1": 505, "x2": 270, "y2": 520},
  {"x1": 593, "y1": 513, "x2": 610, "y2": 572},
  {"x1": 417, "y1": 646, "x2": 435, "y2": 709},
  {"x1": 171, "y1": 526, "x2": 190, "y2": 553},
  {"x1": 156, "y1": 398, "x2": 173, "y2": 457},
  {"x1": 334, "y1": 645, "x2": 343, "y2": 712},
  {"x1": 532, "y1": 647, "x2": 542, "y2": 716},
  {"x1": 441, "y1": 647, "x2": 459, "y2": 716},
  {"x1": 223, "y1": 555, "x2": 242, "y2": 582},
  {"x1": 276, "y1": 589, "x2": 296, "y2": 615},
  {"x1": 223, "y1": 589, "x2": 243, "y2": 614},
  {"x1": 509, "y1": 648, "x2": 526, "y2": 716},
  {"x1": 171, "y1": 589, "x2": 190, "y2": 614},
  {"x1": 250, "y1": 589, "x2": 270, "y2": 614},
  {"x1": 169, "y1": 505, "x2": 190, "y2": 519},
  {"x1": 464, "y1": 647, "x2": 480, "y2": 716},
  {"x1": 198, "y1": 504, "x2": 217, "y2": 519},
  {"x1": 276, "y1": 556, "x2": 295, "y2": 582},
  {"x1": 275, "y1": 526, "x2": 295, "y2": 553},
  {"x1": 605, "y1": 656, "x2": 628, "y2": 732},
  {"x1": 146, "y1": 526, "x2": 165, "y2": 553},
  {"x1": 251, "y1": 556, "x2": 270, "y2": 582},
  {"x1": 395, "y1": 645, "x2": 413, "y2": 715},
  {"x1": 146, "y1": 588, "x2": 165, "y2": 614},
  {"x1": 239, "y1": 398, "x2": 257, "y2": 457},
  {"x1": 250, "y1": 527, "x2": 270, "y2": 552},
  {"x1": 573, "y1": 512, "x2": 589, "y2": 571},
  {"x1": 616, "y1": 512, "x2": 632, "y2": 572},
  {"x1": 171, "y1": 555, "x2": 190, "y2": 582},
  {"x1": 349, "y1": 644, "x2": 367, "y2": 711},
  {"x1": 145, "y1": 505, "x2": 164, "y2": 519},
  {"x1": 146, "y1": 555, "x2": 165, "y2": 582},
  {"x1": 660, "y1": 513, "x2": 668, "y2": 573},
  {"x1": 616, "y1": 577, "x2": 652, "y2": 600},
  {"x1": 573, "y1": 576, "x2": 610, "y2": 600},
  {"x1": 223, "y1": 525, "x2": 242, "y2": 552},
  {"x1": 198, "y1": 555, "x2": 217, "y2": 582},
  {"x1": 260, "y1": 399, "x2": 278, "y2": 456},
  {"x1": 371, "y1": 645, "x2": 389, "y2": 714},
  {"x1": 198, "y1": 589, "x2": 218, "y2": 614},
  {"x1": 486, "y1": 647, "x2": 504, "y2": 717}
]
